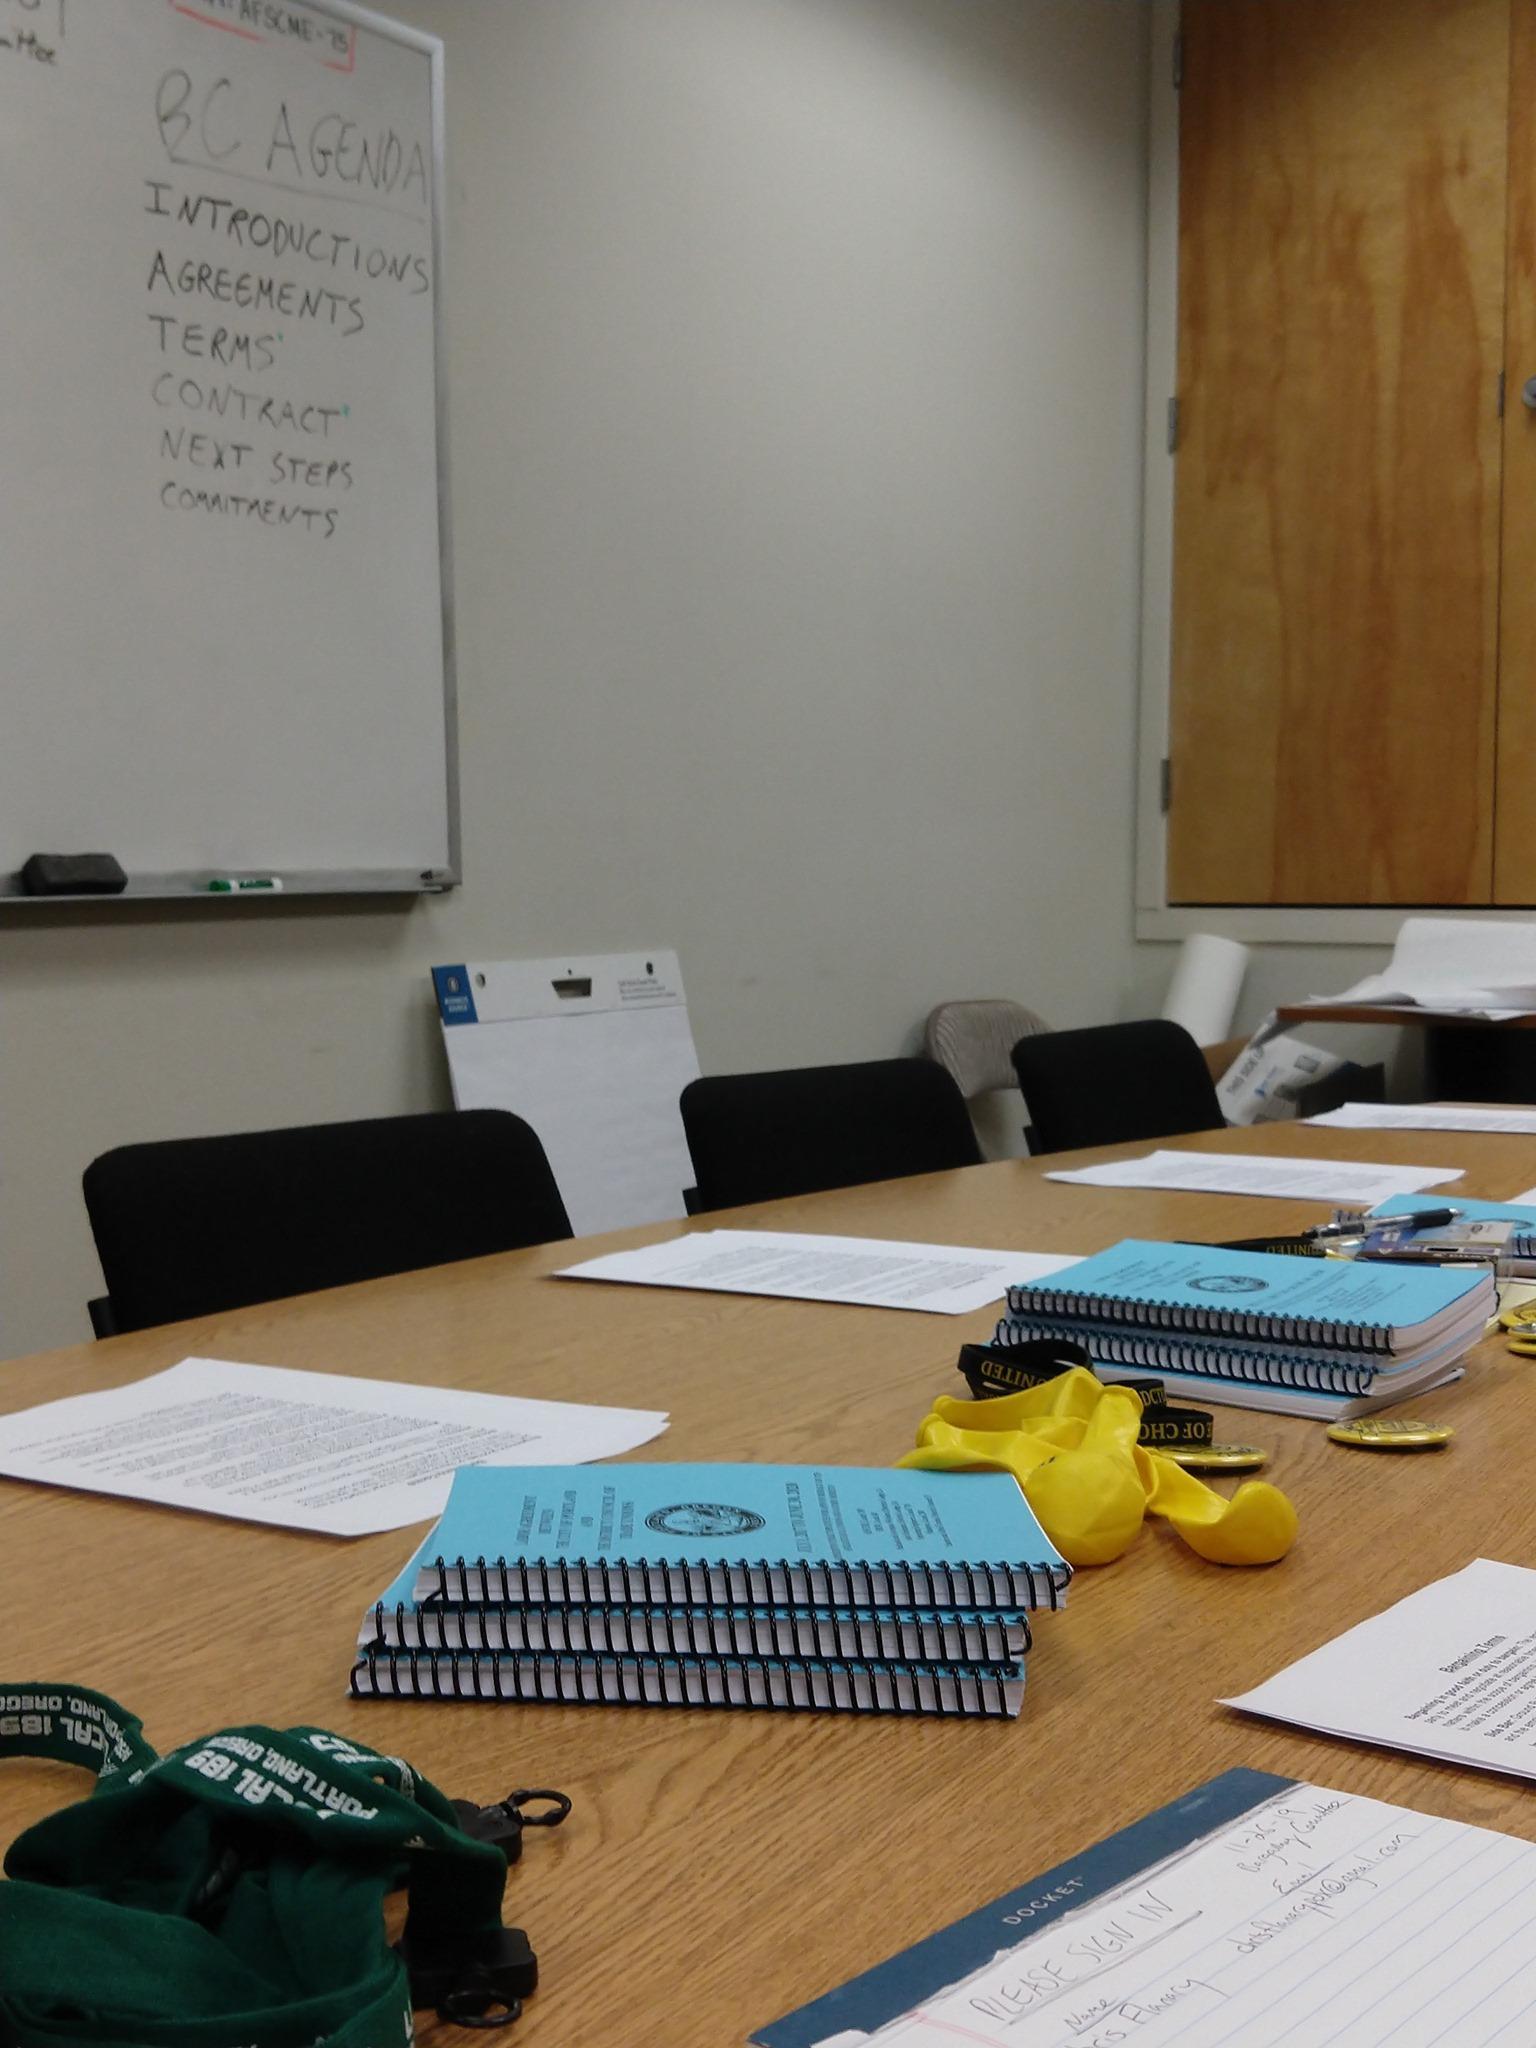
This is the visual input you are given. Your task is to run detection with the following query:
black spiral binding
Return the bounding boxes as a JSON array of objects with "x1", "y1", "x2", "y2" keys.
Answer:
[
  {"x1": 1006, "y1": 1279, "x2": 1391, "y2": 1355},
  {"x1": 350, "y1": 1648, "x2": 1024, "y2": 1718},
  {"x1": 372, "y1": 1598, "x2": 1029, "y2": 1667},
  {"x1": 994, "y1": 1314, "x2": 1378, "y2": 1398},
  {"x1": 424, "y1": 1550, "x2": 1070, "y2": 1614}
]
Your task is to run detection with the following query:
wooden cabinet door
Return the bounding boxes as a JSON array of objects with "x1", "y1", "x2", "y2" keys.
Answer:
[
  {"x1": 1168, "y1": 0, "x2": 1508, "y2": 906},
  {"x1": 1497, "y1": 3, "x2": 1536, "y2": 900}
]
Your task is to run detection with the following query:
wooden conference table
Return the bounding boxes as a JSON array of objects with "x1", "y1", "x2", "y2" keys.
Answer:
[{"x1": 6, "y1": 1121, "x2": 1536, "y2": 2044}]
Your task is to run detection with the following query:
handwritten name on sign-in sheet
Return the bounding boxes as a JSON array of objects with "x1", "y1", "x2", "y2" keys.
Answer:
[{"x1": 859, "y1": 1786, "x2": 1536, "y2": 2047}]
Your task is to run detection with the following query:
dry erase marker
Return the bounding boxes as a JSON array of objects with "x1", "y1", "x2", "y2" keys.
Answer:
[{"x1": 207, "y1": 876, "x2": 284, "y2": 892}]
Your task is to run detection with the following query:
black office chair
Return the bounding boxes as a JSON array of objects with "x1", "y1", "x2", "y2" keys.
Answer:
[
  {"x1": 1010, "y1": 1020, "x2": 1225, "y2": 1156},
  {"x1": 679, "y1": 1057, "x2": 982, "y2": 1213},
  {"x1": 82, "y1": 1109, "x2": 572, "y2": 1336}
]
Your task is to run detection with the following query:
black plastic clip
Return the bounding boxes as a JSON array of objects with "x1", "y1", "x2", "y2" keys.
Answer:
[
  {"x1": 398, "y1": 1924, "x2": 538, "y2": 2029},
  {"x1": 451, "y1": 1787, "x2": 573, "y2": 1863}
]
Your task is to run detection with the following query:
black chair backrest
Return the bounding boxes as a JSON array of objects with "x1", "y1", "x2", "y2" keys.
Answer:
[
  {"x1": 1010, "y1": 1020, "x2": 1224, "y2": 1156},
  {"x1": 83, "y1": 1109, "x2": 571, "y2": 1334},
  {"x1": 679, "y1": 1057, "x2": 982, "y2": 1213}
]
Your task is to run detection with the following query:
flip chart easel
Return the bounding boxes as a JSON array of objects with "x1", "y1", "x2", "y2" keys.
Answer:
[{"x1": 433, "y1": 952, "x2": 701, "y2": 1235}]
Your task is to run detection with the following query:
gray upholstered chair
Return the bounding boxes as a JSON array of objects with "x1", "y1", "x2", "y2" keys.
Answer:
[{"x1": 924, "y1": 1000, "x2": 1048, "y2": 1156}]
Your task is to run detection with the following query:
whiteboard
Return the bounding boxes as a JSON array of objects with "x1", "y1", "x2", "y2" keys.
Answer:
[{"x1": 0, "y1": 0, "x2": 456, "y2": 898}]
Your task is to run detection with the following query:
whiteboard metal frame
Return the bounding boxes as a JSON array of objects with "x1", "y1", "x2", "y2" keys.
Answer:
[{"x1": 1, "y1": 0, "x2": 459, "y2": 905}]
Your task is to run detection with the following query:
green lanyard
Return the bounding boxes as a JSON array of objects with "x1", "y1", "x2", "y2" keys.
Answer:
[{"x1": 0, "y1": 1682, "x2": 554, "y2": 2047}]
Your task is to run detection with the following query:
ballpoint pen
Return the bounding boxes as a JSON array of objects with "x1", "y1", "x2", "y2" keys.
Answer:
[{"x1": 1308, "y1": 1206, "x2": 1461, "y2": 1241}]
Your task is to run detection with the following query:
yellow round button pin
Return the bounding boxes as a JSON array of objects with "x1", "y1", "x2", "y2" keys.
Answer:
[
  {"x1": 1326, "y1": 1417, "x2": 1454, "y2": 1451},
  {"x1": 1163, "y1": 1443, "x2": 1269, "y2": 1473},
  {"x1": 1499, "y1": 1299, "x2": 1536, "y2": 1331}
]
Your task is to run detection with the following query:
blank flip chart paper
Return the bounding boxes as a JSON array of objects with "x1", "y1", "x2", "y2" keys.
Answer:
[{"x1": 434, "y1": 952, "x2": 700, "y2": 1235}]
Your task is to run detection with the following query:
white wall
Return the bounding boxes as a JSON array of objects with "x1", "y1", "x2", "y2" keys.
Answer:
[{"x1": 0, "y1": 0, "x2": 1151, "y2": 1357}]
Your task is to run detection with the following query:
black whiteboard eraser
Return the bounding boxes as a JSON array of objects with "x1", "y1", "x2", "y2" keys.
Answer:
[{"x1": 20, "y1": 853, "x2": 128, "y2": 895}]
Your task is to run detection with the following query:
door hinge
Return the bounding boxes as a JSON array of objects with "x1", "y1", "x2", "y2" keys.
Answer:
[
  {"x1": 1166, "y1": 396, "x2": 1180, "y2": 455},
  {"x1": 1160, "y1": 758, "x2": 1172, "y2": 814},
  {"x1": 1172, "y1": 31, "x2": 1184, "y2": 89}
]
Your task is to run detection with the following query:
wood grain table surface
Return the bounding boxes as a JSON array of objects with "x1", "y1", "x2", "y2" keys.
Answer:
[
  {"x1": 5, "y1": 1120, "x2": 1536, "y2": 2045},
  {"x1": 1275, "y1": 1003, "x2": 1536, "y2": 1030}
]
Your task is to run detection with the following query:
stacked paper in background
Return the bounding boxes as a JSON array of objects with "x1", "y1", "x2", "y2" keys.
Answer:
[
  {"x1": 351, "y1": 1464, "x2": 1070, "y2": 1720},
  {"x1": 1299, "y1": 916, "x2": 1536, "y2": 1020},
  {"x1": 994, "y1": 1240, "x2": 1495, "y2": 1420}
]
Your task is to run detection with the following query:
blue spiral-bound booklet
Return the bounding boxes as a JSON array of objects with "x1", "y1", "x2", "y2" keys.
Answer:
[
  {"x1": 408, "y1": 1463, "x2": 1071, "y2": 1613},
  {"x1": 1008, "y1": 1239, "x2": 1492, "y2": 1355}
]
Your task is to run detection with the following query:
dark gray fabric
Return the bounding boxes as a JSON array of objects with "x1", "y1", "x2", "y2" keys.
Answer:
[
  {"x1": 1011, "y1": 1020, "x2": 1224, "y2": 1156},
  {"x1": 83, "y1": 1110, "x2": 571, "y2": 1333},
  {"x1": 680, "y1": 1058, "x2": 981, "y2": 1213}
]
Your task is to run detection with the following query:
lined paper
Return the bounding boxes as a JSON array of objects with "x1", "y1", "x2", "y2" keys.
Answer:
[{"x1": 846, "y1": 1784, "x2": 1536, "y2": 2046}]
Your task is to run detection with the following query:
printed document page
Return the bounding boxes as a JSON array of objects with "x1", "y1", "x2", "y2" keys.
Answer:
[
  {"x1": 1309, "y1": 1103, "x2": 1536, "y2": 1135},
  {"x1": 1045, "y1": 1149, "x2": 1461, "y2": 1204},
  {"x1": 0, "y1": 1358, "x2": 669, "y2": 1536},
  {"x1": 826, "y1": 1781, "x2": 1536, "y2": 2047},
  {"x1": 1224, "y1": 1559, "x2": 1536, "y2": 1779},
  {"x1": 559, "y1": 1231, "x2": 1080, "y2": 1314}
]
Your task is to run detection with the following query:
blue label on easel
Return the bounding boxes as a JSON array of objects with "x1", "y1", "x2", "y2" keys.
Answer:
[{"x1": 431, "y1": 964, "x2": 478, "y2": 1025}]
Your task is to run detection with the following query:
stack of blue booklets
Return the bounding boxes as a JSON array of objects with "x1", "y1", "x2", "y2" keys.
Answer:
[
  {"x1": 996, "y1": 1238, "x2": 1496, "y2": 1419},
  {"x1": 351, "y1": 1463, "x2": 1071, "y2": 1720}
]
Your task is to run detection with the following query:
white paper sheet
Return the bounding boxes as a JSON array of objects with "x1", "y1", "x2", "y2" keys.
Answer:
[
  {"x1": 838, "y1": 1780, "x2": 1536, "y2": 2047},
  {"x1": 1044, "y1": 1148, "x2": 1462, "y2": 1204},
  {"x1": 434, "y1": 952, "x2": 701, "y2": 1235},
  {"x1": 1308, "y1": 1102, "x2": 1536, "y2": 1135},
  {"x1": 559, "y1": 1231, "x2": 1080, "y2": 1314},
  {"x1": 0, "y1": 1358, "x2": 669, "y2": 1537},
  {"x1": 1224, "y1": 1559, "x2": 1536, "y2": 1781}
]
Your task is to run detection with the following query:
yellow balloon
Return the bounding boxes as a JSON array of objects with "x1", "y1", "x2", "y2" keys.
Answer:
[
  {"x1": 899, "y1": 1367, "x2": 1297, "y2": 1569},
  {"x1": 1022, "y1": 1450, "x2": 1146, "y2": 1566}
]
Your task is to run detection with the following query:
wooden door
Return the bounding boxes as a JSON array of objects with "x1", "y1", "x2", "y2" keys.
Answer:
[
  {"x1": 1498, "y1": 3, "x2": 1536, "y2": 899},
  {"x1": 1168, "y1": 0, "x2": 1509, "y2": 906}
]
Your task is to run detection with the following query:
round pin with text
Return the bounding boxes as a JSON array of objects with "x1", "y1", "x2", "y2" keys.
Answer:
[
  {"x1": 1163, "y1": 1444, "x2": 1269, "y2": 1473},
  {"x1": 1325, "y1": 1417, "x2": 1454, "y2": 1451}
]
